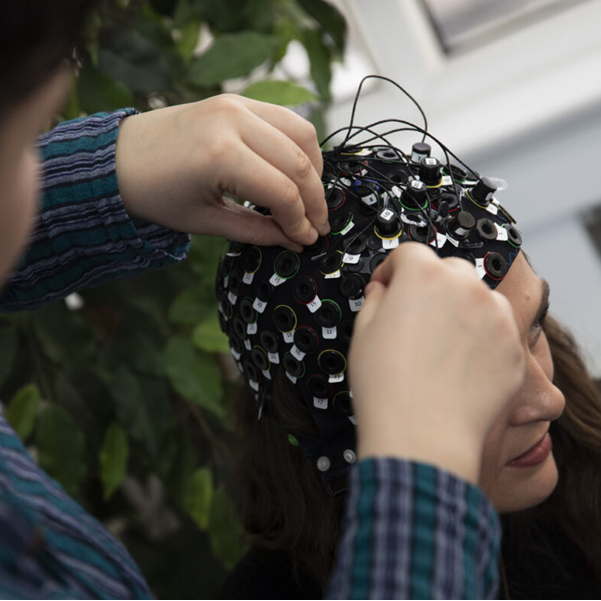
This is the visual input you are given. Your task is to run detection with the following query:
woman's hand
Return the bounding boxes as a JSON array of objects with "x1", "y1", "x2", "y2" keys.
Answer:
[
  {"x1": 349, "y1": 243, "x2": 525, "y2": 483},
  {"x1": 115, "y1": 94, "x2": 329, "y2": 251}
]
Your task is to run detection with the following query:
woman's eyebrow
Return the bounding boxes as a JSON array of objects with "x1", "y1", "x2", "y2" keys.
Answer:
[{"x1": 530, "y1": 279, "x2": 550, "y2": 330}]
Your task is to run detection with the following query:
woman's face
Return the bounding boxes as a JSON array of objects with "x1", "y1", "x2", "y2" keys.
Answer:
[
  {"x1": 479, "y1": 252, "x2": 565, "y2": 513},
  {"x1": 0, "y1": 68, "x2": 70, "y2": 287}
]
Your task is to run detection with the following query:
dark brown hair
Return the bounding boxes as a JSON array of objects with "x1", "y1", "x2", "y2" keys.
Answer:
[
  {"x1": 231, "y1": 315, "x2": 601, "y2": 595},
  {"x1": 0, "y1": 1, "x2": 99, "y2": 117}
]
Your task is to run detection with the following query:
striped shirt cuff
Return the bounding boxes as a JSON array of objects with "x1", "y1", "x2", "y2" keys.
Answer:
[
  {"x1": 328, "y1": 458, "x2": 500, "y2": 600},
  {"x1": 0, "y1": 109, "x2": 190, "y2": 312}
]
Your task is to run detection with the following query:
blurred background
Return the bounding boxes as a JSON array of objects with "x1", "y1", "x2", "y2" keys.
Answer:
[{"x1": 1, "y1": 0, "x2": 601, "y2": 598}]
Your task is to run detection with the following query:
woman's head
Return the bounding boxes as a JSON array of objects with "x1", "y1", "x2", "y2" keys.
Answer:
[
  {"x1": 0, "y1": 2, "x2": 98, "y2": 286},
  {"x1": 218, "y1": 142, "x2": 524, "y2": 487}
]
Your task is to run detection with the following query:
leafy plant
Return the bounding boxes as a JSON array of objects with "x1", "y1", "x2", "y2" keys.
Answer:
[{"x1": 0, "y1": 0, "x2": 345, "y2": 598}]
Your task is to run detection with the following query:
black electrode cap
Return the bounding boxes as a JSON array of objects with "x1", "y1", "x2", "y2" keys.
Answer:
[
  {"x1": 256, "y1": 281, "x2": 275, "y2": 303},
  {"x1": 339, "y1": 273, "x2": 365, "y2": 299},
  {"x1": 375, "y1": 209, "x2": 402, "y2": 238},
  {"x1": 340, "y1": 160, "x2": 364, "y2": 176},
  {"x1": 344, "y1": 234, "x2": 367, "y2": 256},
  {"x1": 434, "y1": 192, "x2": 460, "y2": 213},
  {"x1": 353, "y1": 183, "x2": 379, "y2": 206},
  {"x1": 218, "y1": 311, "x2": 227, "y2": 334},
  {"x1": 330, "y1": 211, "x2": 352, "y2": 234},
  {"x1": 470, "y1": 177, "x2": 497, "y2": 206},
  {"x1": 304, "y1": 236, "x2": 328, "y2": 258},
  {"x1": 389, "y1": 168, "x2": 409, "y2": 186},
  {"x1": 251, "y1": 347, "x2": 270, "y2": 371},
  {"x1": 229, "y1": 241, "x2": 245, "y2": 254},
  {"x1": 409, "y1": 224, "x2": 435, "y2": 244},
  {"x1": 412, "y1": 142, "x2": 431, "y2": 161},
  {"x1": 293, "y1": 275, "x2": 317, "y2": 304},
  {"x1": 366, "y1": 234, "x2": 382, "y2": 251},
  {"x1": 294, "y1": 326, "x2": 319, "y2": 354},
  {"x1": 369, "y1": 253, "x2": 387, "y2": 272},
  {"x1": 319, "y1": 251, "x2": 343, "y2": 274},
  {"x1": 230, "y1": 334, "x2": 244, "y2": 355},
  {"x1": 259, "y1": 330, "x2": 279, "y2": 354},
  {"x1": 241, "y1": 246, "x2": 262, "y2": 273},
  {"x1": 476, "y1": 218, "x2": 498, "y2": 241},
  {"x1": 333, "y1": 391, "x2": 353, "y2": 415},
  {"x1": 322, "y1": 165, "x2": 335, "y2": 182},
  {"x1": 243, "y1": 359, "x2": 260, "y2": 383},
  {"x1": 228, "y1": 269, "x2": 244, "y2": 296},
  {"x1": 283, "y1": 353, "x2": 304, "y2": 378},
  {"x1": 326, "y1": 187, "x2": 345, "y2": 211},
  {"x1": 419, "y1": 157, "x2": 442, "y2": 185},
  {"x1": 232, "y1": 317, "x2": 247, "y2": 340},
  {"x1": 404, "y1": 179, "x2": 427, "y2": 209},
  {"x1": 506, "y1": 225, "x2": 522, "y2": 247},
  {"x1": 448, "y1": 211, "x2": 476, "y2": 240},
  {"x1": 339, "y1": 319, "x2": 354, "y2": 344},
  {"x1": 307, "y1": 375, "x2": 332, "y2": 399},
  {"x1": 319, "y1": 350, "x2": 346, "y2": 375},
  {"x1": 315, "y1": 301, "x2": 342, "y2": 328},
  {"x1": 484, "y1": 252, "x2": 508, "y2": 279},
  {"x1": 376, "y1": 148, "x2": 401, "y2": 162},
  {"x1": 272, "y1": 305, "x2": 297, "y2": 332},
  {"x1": 274, "y1": 251, "x2": 300, "y2": 279},
  {"x1": 239, "y1": 298, "x2": 257, "y2": 324}
]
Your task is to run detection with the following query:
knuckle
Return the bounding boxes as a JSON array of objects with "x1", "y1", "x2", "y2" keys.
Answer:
[
  {"x1": 281, "y1": 179, "x2": 301, "y2": 211},
  {"x1": 295, "y1": 149, "x2": 313, "y2": 181}
]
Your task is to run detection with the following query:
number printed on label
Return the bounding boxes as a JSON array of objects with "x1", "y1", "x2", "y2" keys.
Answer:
[
  {"x1": 247, "y1": 322, "x2": 258, "y2": 335},
  {"x1": 253, "y1": 298, "x2": 267, "y2": 313},
  {"x1": 485, "y1": 203, "x2": 498, "y2": 216},
  {"x1": 283, "y1": 331, "x2": 295, "y2": 344},
  {"x1": 268, "y1": 352, "x2": 280, "y2": 364},
  {"x1": 269, "y1": 273, "x2": 286, "y2": 287},
  {"x1": 286, "y1": 372, "x2": 297, "y2": 384},
  {"x1": 244, "y1": 338, "x2": 252, "y2": 350},
  {"x1": 329, "y1": 373, "x2": 344, "y2": 384},
  {"x1": 322, "y1": 326, "x2": 337, "y2": 340},
  {"x1": 495, "y1": 223, "x2": 508, "y2": 241},
  {"x1": 307, "y1": 297, "x2": 322, "y2": 313},
  {"x1": 242, "y1": 271, "x2": 255, "y2": 285},
  {"x1": 475, "y1": 258, "x2": 487, "y2": 279},
  {"x1": 290, "y1": 345, "x2": 306, "y2": 361},
  {"x1": 349, "y1": 296, "x2": 364, "y2": 312},
  {"x1": 313, "y1": 397, "x2": 328, "y2": 410},
  {"x1": 340, "y1": 220, "x2": 355, "y2": 236},
  {"x1": 342, "y1": 253, "x2": 360, "y2": 264},
  {"x1": 324, "y1": 270, "x2": 341, "y2": 279},
  {"x1": 380, "y1": 208, "x2": 394, "y2": 221},
  {"x1": 227, "y1": 291, "x2": 238, "y2": 305},
  {"x1": 430, "y1": 232, "x2": 447, "y2": 248},
  {"x1": 382, "y1": 237, "x2": 400, "y2": 250}
]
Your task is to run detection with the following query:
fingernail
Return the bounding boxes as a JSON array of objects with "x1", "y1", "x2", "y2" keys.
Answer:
[{"x1": 318, "y1": 221, "x2": 330, "y2": 236}]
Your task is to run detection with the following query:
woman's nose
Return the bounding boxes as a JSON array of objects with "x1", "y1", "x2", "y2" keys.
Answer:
[{"x1": 509, "y1": 353, "x2": 566, "y2": 426}]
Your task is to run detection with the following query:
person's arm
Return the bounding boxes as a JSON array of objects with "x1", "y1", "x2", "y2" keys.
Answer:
[
  {"x1": 0, "y1": 109, "x2": 190, "y2": 312},
  {"x1": 328, "y1": 458, "x2": 500, "y2": 600}
]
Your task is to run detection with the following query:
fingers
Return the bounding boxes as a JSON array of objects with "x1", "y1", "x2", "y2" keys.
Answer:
[
  {"x1": 240, "y1": 111, "x2": 329, "y2": 236},
  {"x1": 192, "y1": 198, "x2": 304, "y2": 250},
  {"x1": 222, "y1": 144, "x2": 319, "y2": 245},
  {"x1": 240, "y1": 97, "x2": 324, "y2": 177},
  {"x1": 355, "y1": 280, "x2": 386, "y2": 328}
]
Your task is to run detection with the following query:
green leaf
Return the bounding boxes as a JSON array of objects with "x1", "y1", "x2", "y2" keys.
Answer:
[
  {"x1": 302, "y1": 28, "x2": 332, "y2": 103},
  {"x1": 36, "y1": 405, "x2": 86, "y2": 497},
  {"x1": 168, "y1": 284, "x2": 215, "y2": 325},
  {"x1": 177, "y1": 19, "x2": 201, "y2": 60},
  {"x1": 208, "y1": 486, "x2": 247, "y2": 569},
  {"x1": 163, "y1": 337, "x2": 224, "y2": 418},
  {"x1": 112, "y1": 367, "x2": 170, "y2": 459},
  {"x1": 182, "y1": 468, "x2": 214, "y2": 530},
  {"x1": 192, "y1": 318, "x2": 230, "y2": 353},
  {"x1": 77, "y1": 62, "x2": 135, "y2": 114},
  {"x1": 298, "y1": 0, "x2": 347, "y2": 55},
  {"x1": 0, "y1": 325, "x2": 17, "y2": 388},
  {"x1": 100, "y1": 422, "x2": 129, "y2": 501},
  {"x1": 241, "y1": 80, "x2": 317, "y2": 106},
  {"x1": 189, "y1": 32, "x2": 278, "y2": 87},
  {"x1": 5, "y1": 384, "x2": 40, "y2": 440}
]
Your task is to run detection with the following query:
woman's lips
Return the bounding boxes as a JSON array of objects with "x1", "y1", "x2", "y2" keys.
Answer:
[{"x1": 507, "y1": 432, "x2": 552, "y2": 468}]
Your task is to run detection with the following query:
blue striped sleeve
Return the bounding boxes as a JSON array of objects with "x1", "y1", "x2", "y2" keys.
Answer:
[
  {"x1": 0, "y1": 110, "x2": 191, "y2": 313},
  {"x1": 327, "y1": 458, "x2": 501, "y2": 600}
]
